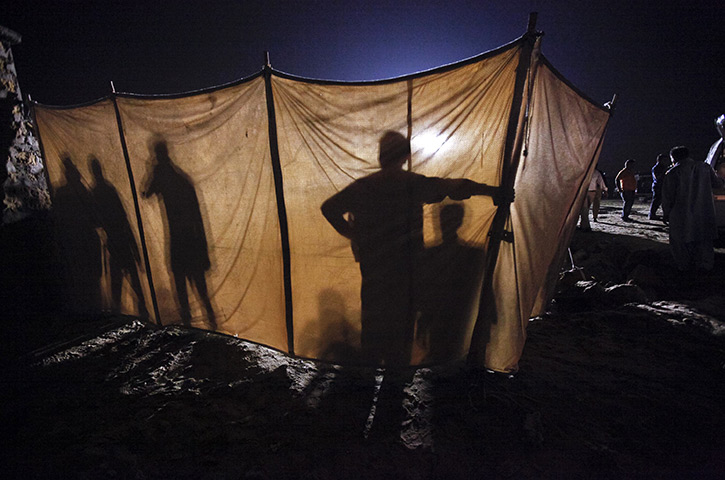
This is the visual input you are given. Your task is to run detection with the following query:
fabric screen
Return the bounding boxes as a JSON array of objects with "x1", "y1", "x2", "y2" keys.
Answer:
[
  {"x1": 114, "y1": 77, "x2": 288, "y2": 352},
  {"x1": 273, "y1": 44, "x2": 519, "y2": 364},
  {"x1": 481, "y1": 58, "x2": 611, "y2": 372},
  {"x1": 36, "y1": 100, "x2": 154, "y2": 319},
  {"x1": 34, "y1": 37, "x2": 610, "y2": 372}
]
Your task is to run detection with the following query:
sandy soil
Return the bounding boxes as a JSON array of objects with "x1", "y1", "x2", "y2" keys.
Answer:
[{"x1": 2, "y1": 198, "x2": 724, "y2": 479}]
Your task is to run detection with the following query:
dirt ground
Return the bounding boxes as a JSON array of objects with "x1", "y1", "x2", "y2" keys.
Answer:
[{"x1": 2, "y1": 198, "x2": 725, "y2": 479}]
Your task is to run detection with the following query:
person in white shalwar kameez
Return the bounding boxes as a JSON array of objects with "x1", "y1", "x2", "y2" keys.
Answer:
[
  {"x1": 578, "y1": 168, "x2": 607, "y2": 231},
  {"x1": 662, "y1": 146, "x2": 723, "y2": 271},
  {"x1": 705, "y1": 114, "x2": 724, "y2": 178}
]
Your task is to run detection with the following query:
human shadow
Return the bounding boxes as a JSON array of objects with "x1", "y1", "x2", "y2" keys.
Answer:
[
  {"x1": 321, "y1": 131, "x2": 500, "y2": 368},
  {"x1": 142, "y1": 140, "x2": 216, "y2": 329},
  {"x1": 308, "y1": 289, "x2": 361, "y2": 365},
  {"x1": 51, "y1": 157, "x2": 103, "y2": 314},
  {"x1": 89, "y1": 157, "x2": 148, "y2": 318},
  {"x1": 416, "y1": 203, "x2": 485, "y2": 364},
  {"x1": 295, "y1": 290, "x2": 374, "y2": 435},
  {"x1": 320, "y1": 131, "x2": 502, "y2": 439}
]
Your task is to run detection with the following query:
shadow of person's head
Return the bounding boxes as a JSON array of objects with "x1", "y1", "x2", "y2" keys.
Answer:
[
  {"x1": 440, "y1": 203, "x2": 464, "y2": 242},
  {"x1": 62, "y1": 156, "x2": 82, "y2": 183},
  {"x1": 152, "y1": 139, "x2": 171, "y2": 164},
  {"x1": 378, "y1": 131, "x2": 410, "y2": 170},
  {"x1": 89, "y1": 157, "x2": 103, "y2": 180}
]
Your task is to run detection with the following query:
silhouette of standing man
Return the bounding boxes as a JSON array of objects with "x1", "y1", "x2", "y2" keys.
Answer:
[
  {"x1": 321, "y1": 131, "x2": 504, "y2": 366},
  {"x1": 53, "y1": 157, "x2": 103, "y2": 313},
  {"x1": 90, "y1": 158, "x2": 148, "y2": 318},
  {"x1": 143, "y1": 141, "x2": 216, "y2": 328}
]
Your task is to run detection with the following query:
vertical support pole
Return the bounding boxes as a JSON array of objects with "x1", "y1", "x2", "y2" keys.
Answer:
[
  {"x1": 406, "y1": 79, "x2": 413, "y2": 171},
  {"x1": 606, "y1": 93, "x2": 618, "y2": 113},
  {"x1": 28, "y1": 100, "x2": 55, "y2": 201},
  {"x1": 263, "y1": 53, "x2": 295, "y2": 355},
  {"x1": 467, "y1": 12, "x2": 540, "y2": 366},
  {"x1": 28, "y1": 100, "x2": 64, "y2": 312},
  {"x1": 109, "y1": 83, "x2": 162, "y2": 326}
]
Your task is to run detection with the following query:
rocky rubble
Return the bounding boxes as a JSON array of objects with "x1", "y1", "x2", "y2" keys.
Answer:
[{"x1": 3, "y1": 198, "x2": 725, "y2": 479}]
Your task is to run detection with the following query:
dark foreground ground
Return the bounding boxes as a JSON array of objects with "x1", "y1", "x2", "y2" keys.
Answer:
[{"x1": 2, "y1": 198, "x2": 725, "y2": 479}]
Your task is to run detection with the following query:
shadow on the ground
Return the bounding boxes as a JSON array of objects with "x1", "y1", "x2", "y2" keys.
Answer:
[{"x1": 3, "y1": 205, "x2": 725, "y2": 479}]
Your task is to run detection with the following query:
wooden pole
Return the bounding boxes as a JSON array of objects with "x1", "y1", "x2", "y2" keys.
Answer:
[
  {"x1": 263, "y1": 54, "x2": 296, "y2": 356},
  {"x1": 605, "y1": 93, "x2": 618, "y2": 114},
  {"x1": 109, "y1": 82, "x2": 163, "y2": 326},
  {"x1": 406, "y1": 79, "x2": 413, "y2": 171},
  {"x1": 467, "y1": 12, "x2": 541, "y2": 367},
  {"x1": 28, "y1": 100, "x2": 55, "y2": 201}
]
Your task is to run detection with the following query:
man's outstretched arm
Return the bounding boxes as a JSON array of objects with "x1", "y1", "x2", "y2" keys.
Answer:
[{"x1": 445, "y1": 179, "x2": 514, "y2": 205}]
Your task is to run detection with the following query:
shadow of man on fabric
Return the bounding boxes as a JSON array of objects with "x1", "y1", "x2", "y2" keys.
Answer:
[
  {"x1": 321, "y1": 130, "x2": 501, "y2": 367},
  {"x1": 142, "y1": 140, "x2": 216, "y2": 329},
  {"x1": 52, "y1": 157, "x2": 103, "y2": 314},
  {"x1": 316, "y1": 130, "x2": 504, "y2": 439},
  {"x1": 89, "y1": 158, "x2": 148, "y2": 318}
]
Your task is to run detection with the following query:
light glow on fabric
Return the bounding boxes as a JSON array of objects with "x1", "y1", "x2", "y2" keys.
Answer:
[
  {"x1": 412, "y1": 130, "x2": 449, "y2": 157},
  {"x1": 35, "y1": 47, "x2": 611, "y2": 373}
]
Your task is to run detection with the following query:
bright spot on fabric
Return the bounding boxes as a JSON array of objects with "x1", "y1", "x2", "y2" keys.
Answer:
[{"x1": 413, "y1": 131, "x2": 448, "y2": 157}]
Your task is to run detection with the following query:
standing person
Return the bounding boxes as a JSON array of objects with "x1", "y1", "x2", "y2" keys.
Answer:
[
  {"x1": 590, "y1": 168, "x2": 608, "y2": 222},
  {"x1": 649, "y1": 153, "x2": 671, "y2": 220},
  {"x1": 615, "y1": 159, "x2": 637, "y2": 222},
  {"x1": 579, "y1": 167, "x2": 608, "y2": 231},
  {"x1": 662, "y1": 146, "x2": 723, "y2": 272},
  {"x1": 705, "y1": 114, "x2": 725, "y2": 179}
]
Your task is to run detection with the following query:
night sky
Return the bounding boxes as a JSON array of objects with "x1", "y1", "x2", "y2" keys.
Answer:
[{"x1": 4, "y1": 0, "x2": 724, "y2": 179}]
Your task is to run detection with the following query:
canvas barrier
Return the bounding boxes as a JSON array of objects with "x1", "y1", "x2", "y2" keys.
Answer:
[{"x1": 34, "y1": 32, "x2": 611, "y2": 372}]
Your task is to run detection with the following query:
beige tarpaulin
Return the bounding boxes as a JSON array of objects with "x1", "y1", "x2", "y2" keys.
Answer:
[{"x1": 34, "y1": 33, "x2": 611, "y2": 372}]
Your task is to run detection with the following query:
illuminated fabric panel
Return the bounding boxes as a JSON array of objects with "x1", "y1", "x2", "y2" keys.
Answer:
[
  {"x1": 33, "y1": 38, "x2": 611, "y2": 372},
  {"x1": 273, "y1": 44, "x2": 519, "y2": 365},
  {"x1": 113, "y1": 77, "x2": 288, "y2": 352},
  {"x1": 481, "y1": 58, "x2": 611, "y2": 372},
  {"x1": 35, "y1": 100, "x2": 154, "y2": 319}
]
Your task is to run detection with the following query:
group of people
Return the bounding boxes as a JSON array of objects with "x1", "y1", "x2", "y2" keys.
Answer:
[
  {"x1": 580, "y1": 114, "x2": 725, "y2": 273},
  {"x1": 54, "y1": 157, "x2": 148, "y2": 317},
  {"x1": 53, "y1": 141, "x2": 217, "y2": 328}
]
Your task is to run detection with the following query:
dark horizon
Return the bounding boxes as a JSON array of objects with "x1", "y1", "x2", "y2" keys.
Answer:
[{"x1": 4, "y1": 0, "x2": 724, "y2": 180}]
